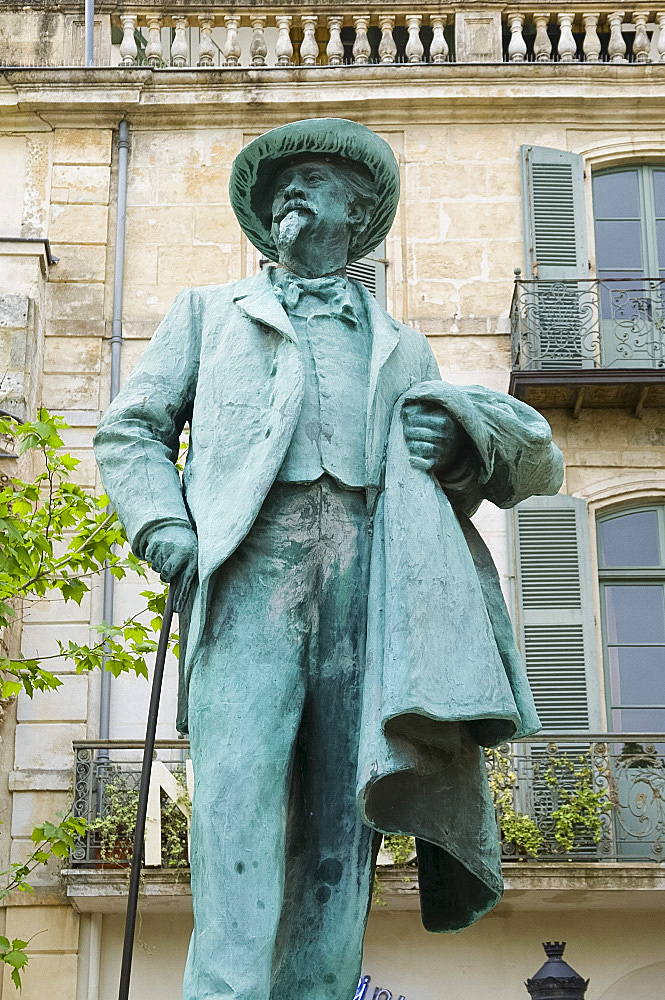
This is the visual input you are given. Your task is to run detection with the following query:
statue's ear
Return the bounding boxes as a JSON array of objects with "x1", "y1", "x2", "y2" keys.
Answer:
[{"x1": 348, "y1": 200, "x2": 371, "y2": 235}]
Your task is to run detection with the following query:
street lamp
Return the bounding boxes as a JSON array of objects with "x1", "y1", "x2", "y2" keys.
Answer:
[{"x1": 525, "y1": 942, "x2": 589, "y2": 999}]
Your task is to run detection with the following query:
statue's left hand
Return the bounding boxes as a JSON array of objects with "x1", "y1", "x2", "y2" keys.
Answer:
[{"x1": 402, "y1": 400, "x2": 468, "y2": 474}]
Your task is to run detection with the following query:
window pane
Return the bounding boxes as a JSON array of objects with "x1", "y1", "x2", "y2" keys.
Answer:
[
  {"x1": 653, "y1": 170, "x2": 665, "y2": 217},
  {"x1": 599, "y1": 510, "x2": 661, "y2": 567},
  {"x1": 608, "y1": 646, "x2": 665, "y2": 705},
  {"x1": 657, "y1": 219, "x2": 665, "y2": 271},
  {"x1": 595, "y1": 220, "x2": 643, "y2": 270},
  {"x1": 612, "y1": 707, "x2": 665, "y2": 733},
  {"x1": 593, "y1": 170, "x2": 640, "y2": 219},
  {"x1": 604, "y1": 585, "x2": 665, "y2": 644}
]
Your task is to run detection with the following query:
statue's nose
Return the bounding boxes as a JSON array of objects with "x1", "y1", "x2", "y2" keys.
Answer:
[{"x1": 284, "y1": 178, "x2": 306, "y2": 200}]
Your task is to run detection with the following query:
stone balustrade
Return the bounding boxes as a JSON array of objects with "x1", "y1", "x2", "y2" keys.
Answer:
[
  {"x1": 112, "y1": 10, "x2": 450, "y2": 67},
  {"x1": 1, "y1": 3, "x2": 664, "y2": 68},
  {"x1": 108, "y1": 7, "x2": 665, "y2": 68},
  {"x1": 503, "y1": 8, "x2": 665, "y2": 63}
]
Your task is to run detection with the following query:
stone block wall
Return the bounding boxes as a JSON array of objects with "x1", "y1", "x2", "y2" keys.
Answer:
[{"x1": 0, "y1": 76, "x2": 663, "y2": 998}]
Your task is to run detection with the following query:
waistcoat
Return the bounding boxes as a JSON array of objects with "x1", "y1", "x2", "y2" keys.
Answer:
[{"x1": 271, "y1": 269, "x2": 370, "y2": 488}]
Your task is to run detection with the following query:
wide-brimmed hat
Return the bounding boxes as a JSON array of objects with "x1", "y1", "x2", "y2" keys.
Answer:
[{"x1": 229, "y1": 118, "x2": 400, "y2": 264}]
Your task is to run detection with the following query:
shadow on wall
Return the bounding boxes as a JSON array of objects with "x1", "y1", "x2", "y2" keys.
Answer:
[{"x1": 598, "y1": 961, "x2": 665, "y2": 1000}]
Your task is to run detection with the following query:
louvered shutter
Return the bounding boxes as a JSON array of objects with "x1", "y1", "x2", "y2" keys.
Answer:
[
  {"x1": 521, "y1": 146, "x2": 588, "y2": 280},
  {"x1": 347, "y1": 240, "x2": 387, "y2": 308},
  {"x1": 520, "y1": 146, "x2": 592, "y2": 369},
  {"x1": 513, "y1": 494, "x2": 601, "y2": 731}
]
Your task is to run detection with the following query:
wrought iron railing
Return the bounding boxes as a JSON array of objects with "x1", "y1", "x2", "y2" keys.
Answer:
[
  {"x1": 72, "y1": 740, "x2": 191, "y2": 867},
  {"x1": 71, "y1": 734, "x2": 665, "y2": 868},
  {"x1": 510, "y1": 276, "x2": 665, "y2": 372},
  {"x1": 493, "y1": 733, "x2": 665, "y2": 863}
]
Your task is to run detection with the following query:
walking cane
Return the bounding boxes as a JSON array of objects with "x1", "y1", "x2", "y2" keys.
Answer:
[{"x1": 118, "y1": 586, "x2": 175, "y2": 1000}]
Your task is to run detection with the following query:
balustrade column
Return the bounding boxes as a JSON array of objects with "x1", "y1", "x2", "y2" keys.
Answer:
[
  {"x1": 145, "y1": 15, "x2": 163, "y2": 67},
  {"x1": 430, "y1": 15, "x2": 449, "y2": 63},
  {"x1": 353, "y1": 15, "x2": 372, "y2": 64},
  {"x1": 327, "y1": 16, "x2": 344, "y2": 65},
  {"x1": 632, "y1": 12, "x2": 651, "y2": 63},
  {"x1": 405, "y1": 14, "x2": 424, "y2": 63},
  {"x1": 557, "y1": 12, "x2": 577, "y2": 61},
  {"x1": 250, "y1": 16, "x2": 268, "y2": 66},
  {"x1": 533, "y1": 12, "x2": 552, "y2": 61},
  {"x1": 607, "y1": 11, "x2": 627, "y2": 62},
  {"x1": 582, "y1": 12, "x2": 601, "y2": 61},
  {"x1": 378, "y1": 15, "x2": 397, "y2": 63},
  {"x1": 300, "y1": 15, "x2": 319, "y2": 65},
  {"x1": 657, "y1": 12, "x2": 665, "y2": 61},
  {"x1": 197, "y1": 16, "x2": 215, "y2": 67},
  {"x1": 275, "y1": 16, "x2": 293, "y2": 66},
  {"x1": 223, "y1": 15, "x2": 242, "y2": 66},
  {"x1": 171, "y1": 16, "x2": 189, "y2": 67},
  {"x1": 119, "y1": 14, "x2": 138, "y2": 66},
  {"x1": 508, "y1": 13, "x2": 527, "y2": 62}
]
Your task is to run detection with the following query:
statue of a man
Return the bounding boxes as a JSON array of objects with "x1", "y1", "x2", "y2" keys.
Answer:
[{"x1": 94, "y1": 119, "x2": 563, "y2": 1000}]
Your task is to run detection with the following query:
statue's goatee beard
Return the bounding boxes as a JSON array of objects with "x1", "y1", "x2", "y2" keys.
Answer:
[
  {"x1": 278, "y1": 211, "x2": 305, "y2": 247},
  {"x1": 275, "y1": 205, "x2": 317, "y2": 251}
]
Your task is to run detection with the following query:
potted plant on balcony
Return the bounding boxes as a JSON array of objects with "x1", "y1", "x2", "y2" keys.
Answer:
[
  {"x1": 88, "y1": 766, "x2": 189, "y2": 868},
  {"x1": 88, "y1": 771, "x2": 138, "y2": 867}
]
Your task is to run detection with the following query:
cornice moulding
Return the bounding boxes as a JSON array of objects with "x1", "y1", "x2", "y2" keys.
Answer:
[{"x1": 2, "y1": 65, "x2": 665, "y2": 125}]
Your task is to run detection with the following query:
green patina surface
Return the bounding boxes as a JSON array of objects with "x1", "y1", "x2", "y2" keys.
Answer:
[{"x1": 93, "y1": 119, "x2": 563, "y2": 1000}]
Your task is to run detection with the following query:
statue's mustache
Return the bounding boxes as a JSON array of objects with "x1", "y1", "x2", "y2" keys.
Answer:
[{"x1": 273, "y1": 199, "x2": 318, "y2": 225}]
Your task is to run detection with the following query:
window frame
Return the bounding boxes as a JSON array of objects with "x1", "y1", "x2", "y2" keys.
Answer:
[
  {"x1": 592, "y1": 163, "x2": 665, "y2": 281},
  {"x1": 596, "y1": 502, "x2": 665, "y2": 733}
]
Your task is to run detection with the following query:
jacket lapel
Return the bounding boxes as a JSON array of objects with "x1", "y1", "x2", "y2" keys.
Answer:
[
  {"x1": 365, "y1": 289, "x2": 400, "y2": 411},
  {"x1": 354, "y1": 282, "x2": 401, "y2": 489},
  {"x1": 232, "y1": 268, "x2": 298, "y2": 344}
]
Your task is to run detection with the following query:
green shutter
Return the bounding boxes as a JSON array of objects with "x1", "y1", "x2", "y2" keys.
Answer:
[
  {"x1": 520, "y1": 145, "x2": 589, "y2": 280},
  {"x1": 513, "y1": 495, "x2": 601, "y2": 732},
  {"x1": 347, "y1": 240, "x2": 387, "y2": 308},
  {"x1": 519, "y1": 146, "x2": 593, "y2": 369}
]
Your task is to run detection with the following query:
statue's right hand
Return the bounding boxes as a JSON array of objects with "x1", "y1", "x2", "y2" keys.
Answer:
[{"x1": 144, "y1": 524, "x2": 198, "y2": 613}]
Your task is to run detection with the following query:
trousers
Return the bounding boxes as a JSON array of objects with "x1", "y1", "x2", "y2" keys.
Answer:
[{"x1": 183, "y1": 476, "x2": 380, "y2": 1000}]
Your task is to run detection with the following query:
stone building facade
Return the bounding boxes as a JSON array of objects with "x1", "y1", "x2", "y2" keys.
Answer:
[{"x1": 1, "y1": 5, "x2": 665, "y2": 1000}]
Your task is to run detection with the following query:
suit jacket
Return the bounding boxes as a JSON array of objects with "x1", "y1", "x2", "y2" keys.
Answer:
[
  {"x1": 94, "y1": 269, "x2": 564, "y2": 933},
  {"x1": 93, "y1": 269, "x2": 442, "y2": 729}
]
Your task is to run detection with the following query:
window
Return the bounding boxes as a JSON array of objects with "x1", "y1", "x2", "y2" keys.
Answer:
[
  {"x1": 592, "y1": 166, "x2": 665, "y2": 367},
  {"x1": 593, "y1": 166, "x2": 665, "y2": 288},
  {"x1": 597, "y1": 505, "x2": 665, "y2": 732}
]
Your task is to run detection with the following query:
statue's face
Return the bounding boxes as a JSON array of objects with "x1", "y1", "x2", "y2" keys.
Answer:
[
  {"x1": 271, "y1": 157, "x2": 350, "y2": 236},
  {"x1": 270, "y1": 157, "x2": 367, "y2": 274}
]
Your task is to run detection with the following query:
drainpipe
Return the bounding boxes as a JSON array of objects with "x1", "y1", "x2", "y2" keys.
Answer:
[
  {"x1": 86, "y1": 913, "x2": 102, "y2": 1000},
  {"x1": 99, "y1": 120, "x2": 130, "y2": 743},
  {"x1": 85, "y1": 0, "x2": 95, "y2": 66}
]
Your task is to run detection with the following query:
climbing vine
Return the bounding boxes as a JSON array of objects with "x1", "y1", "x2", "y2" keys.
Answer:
[
  {"x1": 543, "y1": 753, "x2": 611, "y2": 852},
  {"x1": 485, "y1": 747, "x2": 544, "y2": 857}
]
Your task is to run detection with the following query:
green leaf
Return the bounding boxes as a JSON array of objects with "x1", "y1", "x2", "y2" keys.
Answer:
[{"x1": 3, "y1": 946, "x2": 28, "y2": 969}]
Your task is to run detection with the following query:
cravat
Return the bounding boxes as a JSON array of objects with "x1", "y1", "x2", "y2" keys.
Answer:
[{"x1": 272, "y1": 270, "x2": 357, "y2": 324}]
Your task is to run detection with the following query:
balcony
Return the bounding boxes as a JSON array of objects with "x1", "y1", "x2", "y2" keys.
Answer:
[
  {"x1": 2, "y1": 4, "x2": 665, "y2": 71},
  {"x1": 61, "y1": 735, "x2": 665, "y2": 914},
  {"x1": 509, "y1": 276, "x2": 665, "y2": 413}
]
